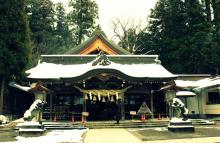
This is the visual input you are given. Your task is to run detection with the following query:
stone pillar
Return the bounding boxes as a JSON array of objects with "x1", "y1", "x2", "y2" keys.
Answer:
[{"x1": 120, "y1": 93, "x2": 125, "y2": 120}]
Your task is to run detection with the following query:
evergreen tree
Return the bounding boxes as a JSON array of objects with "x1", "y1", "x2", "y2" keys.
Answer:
[
  {"x1": 136, "y1": 0, "x2": 187, "y2": 72},
  {"x1": 54, "y1": 2, "x2": 73, "y2": 53},
  {"x1": 182, "y1": 0, "x2": 212, "y2": 73},
  {"x1": 26, "y1": 0, "x2": 55, "y2": 64},
  {"x1": 0, "y1": 0, "x2": 30, "y2": 113},
  {"x1": 202, "y1": 0, "x2": 212, "y2": 22},
  {"x1": 68, "y1": 0, "x2": 99, "y2": 45},
  {"x1": 137, "y1": 0, "x2": 214, "y2": 74}
]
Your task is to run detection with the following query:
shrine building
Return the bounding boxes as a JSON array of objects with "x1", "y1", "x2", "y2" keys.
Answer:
[{"x1": 22, "y1": 29, "x2": 178, "y2": 121}]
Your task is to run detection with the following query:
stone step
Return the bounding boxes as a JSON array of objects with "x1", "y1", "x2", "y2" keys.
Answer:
[
  {"x1": 41, "y1": 119, "x2": 215, "y2": 130},
  {"x1": 42, "y1": 121, "x2": 168, "y2": 129}
]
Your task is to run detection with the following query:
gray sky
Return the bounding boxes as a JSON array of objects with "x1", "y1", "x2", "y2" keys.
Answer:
[{"x1": 52, "y1": 0, "x2": 158, "y2": 38}]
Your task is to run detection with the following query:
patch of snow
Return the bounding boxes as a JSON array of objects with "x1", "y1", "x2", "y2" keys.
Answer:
[
  {"x1": 176, "y1": 91, "x2": 196, "y2": 96},
  {"x1": 24, "y1": 100, "x2": 45, "y2": 120},
  {"x1": 154, "y1": 127, "x2": 167, "y2": 131},
  {"x1": 17, "y1": 121, "x2": 41, "y2": 126},
  {"x1": 194, "y1": 78, "x2": 220, "y2": 90},
  {"x1": 128, "y1": 129, "x2": 136, "y2": 132},
  {"x1": 0, "y1": 115, "x2": 9, "y2": 124},
  {"x1": 138, "y1": 128, "x2": 146, "y2": 131},
  {"x1": 2, "y1": 129, "x2": 88, "y2": 143},
  {"x1": 175, "y1": 77, "x2": 220, "y2": 91},
  {"x1": 170, "y1": 117, "x2": 190, "y2": 123},
  {"x1": 175, "y1": 80, "x2": 199, "y2": 88},
  {"x1": 8, "y1": 82, "x2": 31, "y2": 92}
]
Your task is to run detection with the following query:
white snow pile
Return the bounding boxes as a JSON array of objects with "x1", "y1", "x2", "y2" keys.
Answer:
[
  {"x1": 154, "y1": 127, "x2": 167, "y2": 131},
  {"x1": 23, "y1": 100, "x2": 45, "y2": 120},
  {"x1": 2, "y1": 129, "x2": 88, "y2": 143},
  {"x1": 0, "y1": 115, "x2": 9, "y2": 124}
]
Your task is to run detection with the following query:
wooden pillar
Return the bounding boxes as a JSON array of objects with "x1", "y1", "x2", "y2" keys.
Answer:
[
  {"x1": 83, "y1": 93, "x2": 87, "y2": 112},
  {"x1": 50, "y1": 93, "x2": 53, "y2": 121},
  {"x1": 0, "y1": 79, "x2": 5, "y2": 114},
  {"x1": 14, "y1": 95, "x2": 17, "y2": 114},
  {"x1": 150, "y1": 89, "x2": 154, "y2": 119},
  {"x1": 120, "y1": 93, "x2": 125, "y2": 120}
]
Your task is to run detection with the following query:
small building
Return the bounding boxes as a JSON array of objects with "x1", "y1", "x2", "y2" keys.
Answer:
[{"x1": 165, "y1": 76, "x2": 220, "y2": 118}]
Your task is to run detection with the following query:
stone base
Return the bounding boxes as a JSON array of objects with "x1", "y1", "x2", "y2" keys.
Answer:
[
  {"x1": 16, "y1": 121, "x2": 45, "y2": 136},
  {"x1": 168, "y1": 118, "x2": 195, "y2": 132}
]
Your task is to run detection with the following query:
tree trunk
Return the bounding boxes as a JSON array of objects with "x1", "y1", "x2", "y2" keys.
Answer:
[
  {"x1": 211, "y1": 0, "x2": 220, "y2": 22},
  {"x1": 0, "y1": 78, "x2": 5, "y2": 114},
  {"x1": 205, "y1": 0, "x2": 212, "y2": 22}
]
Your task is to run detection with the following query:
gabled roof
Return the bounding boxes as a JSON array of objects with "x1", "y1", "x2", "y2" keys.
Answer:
[
  {"x1": 26, "y1": 54, "x2": 177, "y2": 81},
  {"x1": 65, "y1": 29, "x2": 131, "y2": 55}
]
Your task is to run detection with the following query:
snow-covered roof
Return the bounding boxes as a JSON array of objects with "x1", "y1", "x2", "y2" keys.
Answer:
[
  {"x1": 26, "y1": 61, "x2": 177, "y2": 80},
  {"x1": 194, "y1": 77, "x2": 220, "y2": 91},
  {"x1": 175, "y1": 77, "x2": 220, "y2": 91},
  {"x1": 9, "y1": 82, "x2": 31, "y2": 92},
  {"x1": 176, "y1": 91, "x2": 196, "y2": 97},
  {"x1": 175, "y1": 80, "x2": 199, "y2": 88}
]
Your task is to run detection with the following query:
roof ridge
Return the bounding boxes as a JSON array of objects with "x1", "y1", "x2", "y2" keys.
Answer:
[{"x1": 65, "y1": 28, "x2": 132, "y2": 55}]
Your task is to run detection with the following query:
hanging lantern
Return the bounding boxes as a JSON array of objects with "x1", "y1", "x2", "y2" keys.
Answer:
[
  {"x1": 110, "y1": 96, "x2": 114, "y2": 102},
  {"x1": 118, "y1": 94, "x2": 121, "y2": 100},
  {"x1": 98, "y1": 92, "x2": 101, "y2": 101},
  {"x1": 84, "y1": 94, "x2": 88, "y2": 100},
  {"x1": 89, "y1": 92, "x2": 92, "y2": 100},
  {"x1": 93, "y1": 95, "x2": 97, "y2": 101},
  {"x1": 116, "y1": 92, "x2": 119, "y2": 100},
  {"x1": 102, "y1": 97, "x2": 106, "y2": 102},
  {"x1": 107, "y1": 92, "x2": 110, "y2": 100}
]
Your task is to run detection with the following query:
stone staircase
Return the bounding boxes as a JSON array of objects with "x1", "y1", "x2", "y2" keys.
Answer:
[
  {"x1": 42, "y1": 118, "x2": 216, "y2": 130},
  {"x1": 42, "y1": 119, "x2": 169, "y2": 130},
  {"x1": 42, "y1": 122, "x2": 86, "y2": 130},
  {"x1": 82, "y1": 121, "x2": 168, "y2": 129}
]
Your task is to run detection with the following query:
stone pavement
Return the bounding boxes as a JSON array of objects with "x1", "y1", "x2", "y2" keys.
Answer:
[
  {"x1": 84, "y1": 129, "x2": 220, "y2": 143},
  {"x1": 84, "y1": 128, "x2": 142, "y2": 143}
]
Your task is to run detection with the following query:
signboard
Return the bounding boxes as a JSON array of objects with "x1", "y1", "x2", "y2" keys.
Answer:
[
  {"x1": 82, "y1": 112, "x2": 89, "y2": 116},
  {"x1": 130, "y1": 111, "x2": 136, "y2": 115}
]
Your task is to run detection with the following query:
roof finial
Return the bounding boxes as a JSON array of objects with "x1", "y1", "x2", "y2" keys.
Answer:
[
  {"x1": 92, "y1": 51, "x2": 111, "y2": 66},
  {"x1": 154, "y1": 56, "x2": 161, "y2": 64}
]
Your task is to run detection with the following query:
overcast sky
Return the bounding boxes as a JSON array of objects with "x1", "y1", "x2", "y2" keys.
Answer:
[{"x1": 51, "y1": 0, "x2": 158, "y2": 38}]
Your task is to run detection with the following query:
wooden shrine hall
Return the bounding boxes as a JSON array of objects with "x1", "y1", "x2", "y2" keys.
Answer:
[{"x1": 25, "y1": 29, "x2": 177, "y2": 121}]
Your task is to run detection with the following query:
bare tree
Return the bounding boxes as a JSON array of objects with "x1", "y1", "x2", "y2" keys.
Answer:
[{"x1": 111, "y1": 17, "x2": 145, "y2": 54}]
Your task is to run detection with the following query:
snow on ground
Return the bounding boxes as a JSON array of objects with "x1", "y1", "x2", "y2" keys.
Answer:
[
  {"x1": 154, "y1": 127, "x2": 167, "y2": 131},
  {"x1": 2, "y1": 129, "x2": 88, "y2": 143}
]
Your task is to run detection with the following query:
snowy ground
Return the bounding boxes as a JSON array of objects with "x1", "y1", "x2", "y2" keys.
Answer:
[{"x1": 1, "y1": 129, "x2": 88, "y2": 143}]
